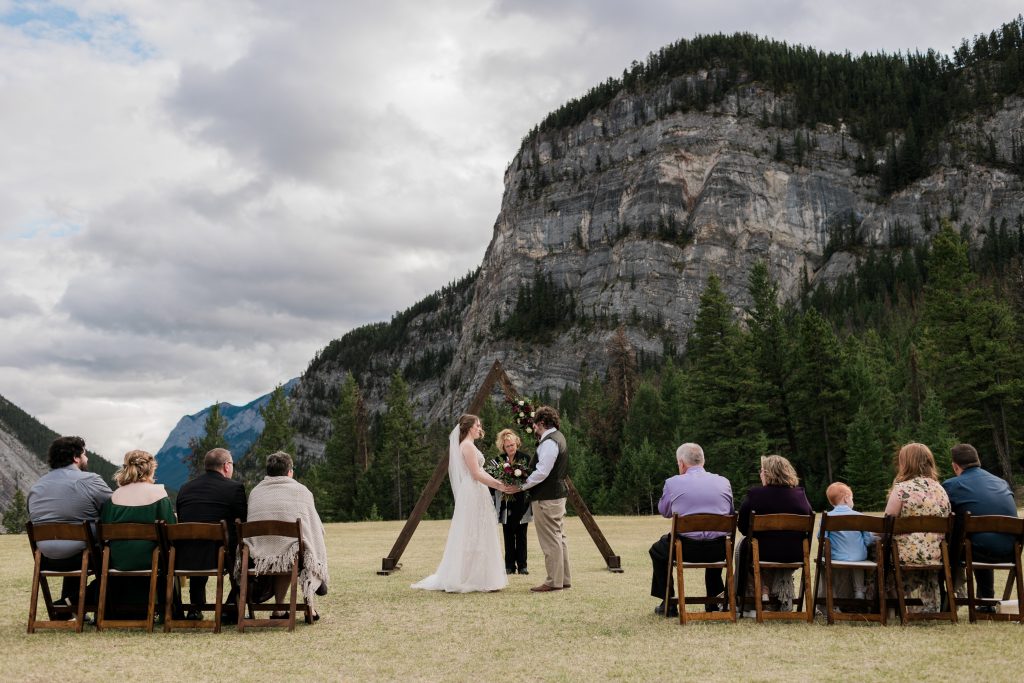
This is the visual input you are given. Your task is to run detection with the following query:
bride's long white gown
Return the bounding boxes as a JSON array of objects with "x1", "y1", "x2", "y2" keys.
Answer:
[{"x1": 411, "y1": 437, "x2": 508, "y2": 593}]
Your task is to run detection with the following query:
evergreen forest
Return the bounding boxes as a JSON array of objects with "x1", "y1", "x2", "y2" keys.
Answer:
[{"x1": 212, "y1": 220, "x2": 1024, "y2": 519}]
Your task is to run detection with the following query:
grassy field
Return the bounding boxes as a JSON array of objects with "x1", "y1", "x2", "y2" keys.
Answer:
[{"x1": 3, "y1": 515, "x2": 1021, "y2": 682}]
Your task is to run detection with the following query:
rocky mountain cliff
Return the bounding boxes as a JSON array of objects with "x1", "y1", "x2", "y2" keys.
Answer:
[
  {"x1": 289, "y1": 34, "x2": 1024, "y2": 465},
  {"x1": 154, "y1": 378, "x2": 299, "y2": 491},
  {"x1": 0, "y1": 393, "x2": 118, "y2": 511}
]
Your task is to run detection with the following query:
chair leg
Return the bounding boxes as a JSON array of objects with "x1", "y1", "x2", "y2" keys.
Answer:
[
  {"x1": 97, "y1": 549, "x2": 110, "y2": 632},
  {"x1": 752, "y1": 541, "x2": 764, "y2": 624},
  {"x1": 1015, "y1": 561, "x2": 1024, "y2": 625},
  {"x1": 725, "y1": 539, "x2": 736, "y2": 623},
  {"x1": 824, "y1": 551, "x2": 835, "y2": 625},
  {"x1": 288, "y1": 559, "x2": 299, "y2": 632},
  {"x1": 664, "y1": 537, "x2": 674, "y2": 620},
  {"x1": 891, "y1": 544, "x2": 908, "y2": 625},
  {"x1": 942, "y1": 543, "x2": 957, "y2": 624},
  {"x1": 164, "y1": 550, "x2": 176, "y2": 633},
  {"x1": 877, "y1": 560, "x2": 887, "y2": 626},
  {"x1": 237, "y1": 548, "x2": 249, "y2": 633},
  {"x1": 802, "y1": 546, "x2": 813, "y2": 623},
  {"x1": 75, "y1": 553, "x2": 89, "y2": 633},
  {"x1": 966, "y1": 547, "x2": 977, "y2": 624},
  {"x1": 27, "y1": 553, "x2": 42, "y2": 634},
  {"x1": 675, "y1": 541, "x2": 686, "y2": 625}
]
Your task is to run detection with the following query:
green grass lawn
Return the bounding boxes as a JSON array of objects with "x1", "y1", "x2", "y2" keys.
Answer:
[{"x1": 3, "y1": 515, "x2": 1021, "y2": 682}]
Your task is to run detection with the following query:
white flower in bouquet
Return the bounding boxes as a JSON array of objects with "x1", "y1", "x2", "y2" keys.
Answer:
[
  {"x1": 530, "y1": 411, "x2": 535, "y2": 417},
  {"x1": 514, "y1": 469, "x2": 523, "y2": 477}
]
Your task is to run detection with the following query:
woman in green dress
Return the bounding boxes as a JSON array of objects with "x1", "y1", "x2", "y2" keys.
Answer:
[{"x1": 100, "y1": 449, "x2": 176, "y2": 617}]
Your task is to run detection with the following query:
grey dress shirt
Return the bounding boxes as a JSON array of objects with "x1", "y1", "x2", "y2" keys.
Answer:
[{"x1": 28, "y1": 465, "x2": 113, "y2": 558}]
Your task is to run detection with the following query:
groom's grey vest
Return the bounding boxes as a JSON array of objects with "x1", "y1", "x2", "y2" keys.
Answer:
[{"x1": 529, "y1": 430, "x2": 568, "y2": 501}]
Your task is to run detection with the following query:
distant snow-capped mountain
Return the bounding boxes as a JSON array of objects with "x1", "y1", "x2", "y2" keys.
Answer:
[{"x1": 155, "y1": 379, "x2": 298, "y2": 491}]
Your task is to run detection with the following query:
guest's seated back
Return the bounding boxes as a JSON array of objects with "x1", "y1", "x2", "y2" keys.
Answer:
[
  {"x1": 100, "y1": 449, "x2": 176, "y2": 570},
  {"x1": 737, "y1": 455, "x2": 812, "y2": 562}
]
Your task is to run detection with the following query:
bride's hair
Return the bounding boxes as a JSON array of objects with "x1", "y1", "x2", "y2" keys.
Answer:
[{"x1": 458, "y1": 414, "x2": 480, "y2": 442}]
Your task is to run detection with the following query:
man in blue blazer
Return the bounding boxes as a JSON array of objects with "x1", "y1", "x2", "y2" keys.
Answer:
[{"x1": 942, "y1": 443, "x2": 1018, "y2": 609}]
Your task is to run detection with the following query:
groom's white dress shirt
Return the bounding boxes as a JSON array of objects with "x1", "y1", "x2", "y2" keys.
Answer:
[{"x1": 522, "y1": 427, "x2": 558, "y2": 491}]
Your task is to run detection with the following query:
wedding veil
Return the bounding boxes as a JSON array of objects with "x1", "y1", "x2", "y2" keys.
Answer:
[{"x1": 447, "y1": 425, "x2": 469, "y2": 501}]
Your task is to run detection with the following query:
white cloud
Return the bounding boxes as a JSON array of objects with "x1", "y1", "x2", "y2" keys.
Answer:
[{"x1": 0, "y1": 0, "x2": 1020, "y2": 460}]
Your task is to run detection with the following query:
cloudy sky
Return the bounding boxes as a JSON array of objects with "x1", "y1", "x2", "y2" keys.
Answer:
[{"x1": 1, "y1": 0, "x2": 1019, "y2": 462}]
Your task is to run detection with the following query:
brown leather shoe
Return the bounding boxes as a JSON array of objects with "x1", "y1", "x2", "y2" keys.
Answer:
[
  {"x1": 530, "y1": 584, "x2": 562, "y2": 592},
  {"x1": 563, "y1": 584, "x2": 571, "y2": 589}
]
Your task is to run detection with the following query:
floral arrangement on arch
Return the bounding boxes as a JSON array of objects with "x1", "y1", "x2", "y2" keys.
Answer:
[{"x1": 505, "y1": 395, "x2": 536, "y2": 435}]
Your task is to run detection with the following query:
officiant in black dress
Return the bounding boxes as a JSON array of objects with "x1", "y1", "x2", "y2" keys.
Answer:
[{"x1": 493, "y1": 429, "x2": 532, "y2": 575}]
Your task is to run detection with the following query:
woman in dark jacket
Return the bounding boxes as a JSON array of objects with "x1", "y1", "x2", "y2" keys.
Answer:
[
  {"x1": 493, "y1": 429, "x2": 532, "y2": 574},
  {"x1": 736, "y1": 455, "x2": 813, "y2": 612}
]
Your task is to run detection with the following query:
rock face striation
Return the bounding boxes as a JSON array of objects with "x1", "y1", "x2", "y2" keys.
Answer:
[
  {"x1": 289, "y1": 75, "x2": 1024, "y2": 464},
  {"x1": 0, "y1": 422, "x2": 47, "y2": 513}
]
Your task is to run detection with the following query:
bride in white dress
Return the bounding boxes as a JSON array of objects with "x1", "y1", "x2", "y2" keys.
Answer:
[{"x1": 412, "y1": 414, "x2": 515, "y2": 593}]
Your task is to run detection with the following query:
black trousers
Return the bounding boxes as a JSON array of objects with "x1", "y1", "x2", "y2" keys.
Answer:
[
  {"x1": 502, "y1": 521, "x2": 529, "y2": 571},
  {"x1": 39, "y1": 554, "x2": 88, "y2": 606},
  {"x1": 970, "y1": 546, "x2": 1013, "y2": 599},
  {"x1": 650, "y1": 535, "x2": 726, "y2": 608}
]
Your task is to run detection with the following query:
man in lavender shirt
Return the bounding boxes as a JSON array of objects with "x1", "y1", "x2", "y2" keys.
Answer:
[{"x1": 649, "y1": 443, "x2": 733, "y2": 616}]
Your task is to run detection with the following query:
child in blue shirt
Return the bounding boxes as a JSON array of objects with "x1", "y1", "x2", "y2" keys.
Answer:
[{"x1": 823, "y1": 482, "x2": 876, "y2": 600}]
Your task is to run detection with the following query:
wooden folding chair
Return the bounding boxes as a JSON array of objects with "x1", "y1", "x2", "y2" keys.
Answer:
[
  {"x1": 748, "y1": 512, "x2": 815, "y2": 623},
  {"x1": 163, "y1": 521, "x2": 230, "y2": 633},
  {"x1": 890, "y1": 514, "x2": 957, "y2": 624},
  {"x1": 26, "y1": 521, "x2": 96, "y2": 633},
  {"x1": 237, "y1": 519, "x2": 313, "y2": 632},
  {"x1": 812, "y1": 512, "x2": 886, "y2": 625},
  {"x1": 961, "y1": 512, "x2": 1024, "y2": 624},
  {"x1": 663, "y1": 513, "x2": 737, "y2": 624},
  {"x1": 96, "y1": 521, "x2": 164, "y2": 632}
]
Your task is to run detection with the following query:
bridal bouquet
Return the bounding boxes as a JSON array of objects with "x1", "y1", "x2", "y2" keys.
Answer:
[
  {"x1": 506, "y1": 396, "x2": 536, "y2": 434},
  {"x1": 485, "y1": 458, "x2": 531, "y2": 501}
]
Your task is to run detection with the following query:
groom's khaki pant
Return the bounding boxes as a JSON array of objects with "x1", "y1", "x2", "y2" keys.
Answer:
[{"x1": 533, "y1": 498, "x2": 571, "y2": 588}]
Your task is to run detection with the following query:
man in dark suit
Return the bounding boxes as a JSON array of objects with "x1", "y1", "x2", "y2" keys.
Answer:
[
  {"x1": 942, "y1": 443, "x2": 1019, "y2": 610},
  {"x1": 175, "y1": 448, "x2": 247, "y2": 620}
]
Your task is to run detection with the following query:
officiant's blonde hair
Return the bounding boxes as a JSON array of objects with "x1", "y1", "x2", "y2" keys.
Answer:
[{"x1": 495, "y1": 429, "x2": 521, "y2": 451}]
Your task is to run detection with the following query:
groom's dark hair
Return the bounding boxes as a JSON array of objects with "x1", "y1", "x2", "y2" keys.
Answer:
[{"x1": 534, "y1": 406, "x2": 560, "y2": 430}]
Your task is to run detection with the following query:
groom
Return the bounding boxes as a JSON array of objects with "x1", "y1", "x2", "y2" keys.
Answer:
[{"x1": 518, "y1": 405, "x2": 571, "y2": 592}]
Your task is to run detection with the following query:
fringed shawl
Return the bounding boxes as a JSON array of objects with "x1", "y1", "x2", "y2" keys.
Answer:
[{"x1": 243, "y1": 476, "x2": 329, "y2": 609}]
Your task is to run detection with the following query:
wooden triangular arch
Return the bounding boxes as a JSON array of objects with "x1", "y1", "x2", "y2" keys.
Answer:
[{"x1": 378, "y1": 359, "x2": 623, "y2": 574}]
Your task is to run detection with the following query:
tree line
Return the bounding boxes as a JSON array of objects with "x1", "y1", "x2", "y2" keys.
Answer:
[
  {"x1": 178, "y1": 221, "x2": 1022, "y2": 520},
  {"x1": 522, "y1": 17, "x2": 1024, "y2": 194}
]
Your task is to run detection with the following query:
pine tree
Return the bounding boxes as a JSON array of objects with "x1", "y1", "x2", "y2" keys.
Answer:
[
  {"x1": 788, "y1": 308, "x2": 849, "y2": 502},
  {"x1": 247, "y1": 385, "x2": 295, "y2": 474},
  {"x1": 610, "y1": 439, "x2": 666, "y2": 515},
  {"x1": 318, "y1": 373, "x2": 367, "y2": 521},
  {"x1": 745, "y1": 261, "x2": 798, "y2": 454},
  {"x1": 621, "y1": 380, "x2": 666, "y2": 455},
  {"x1": 921, "y1": 222, "x2": 1023, "y2": 482},
  {"x1": 605, "y1": 327, "x2": 639, "y2": 455},
  {"x1": 684, "y1": 274, "x2": 769, "y2": 494},
  {"x1": 841, "y1": 407, "x2": 891, "y2": 511},
  {"x1": 378, "y1": 372, "x2": 429, "y2": 520},
  {"x1": 186, "y1": 403, "x2": 228, "y2": 479},
  {"x1": 2, "y1": 488, "x2": 28, "y2": 534}
]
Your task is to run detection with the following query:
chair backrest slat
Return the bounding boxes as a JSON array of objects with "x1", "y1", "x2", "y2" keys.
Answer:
[
  {"x1": 27, "y1": 521, "x2": 92, "y2": 545},
  {"x1": 239, "y1": 519, "x2": 301, "y2": 539},
  {"x1": 890, "y1": 515, "x2": 952, "y2": 535},
  {"x1": 751, "y1": 513, "x2": 814, "y2": 535},
  {"x1": 963, "y1": 513, "x2": 1024, "y2": 537},
  {"x1": 672, "y1": 513, "x2": 737, "y2": 535},
  {"x1": 164, "y1": 521, "x2": 229, "y2": 544},
  {"x1": 819, "y1": 512, "x2": 886, "y2": 535},
  {"x1": 98, "y1": 522, "x2": 162, "y2": 543}
]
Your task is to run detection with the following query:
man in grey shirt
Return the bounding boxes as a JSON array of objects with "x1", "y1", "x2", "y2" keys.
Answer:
[{"x1": 28, "y1": 436, "x2": 112, "y2": 610}]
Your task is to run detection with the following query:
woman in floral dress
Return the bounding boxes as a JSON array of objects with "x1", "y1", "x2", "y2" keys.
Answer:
[{"x1": 883, "y1": 443, "x2": 951, "y2": 612}]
